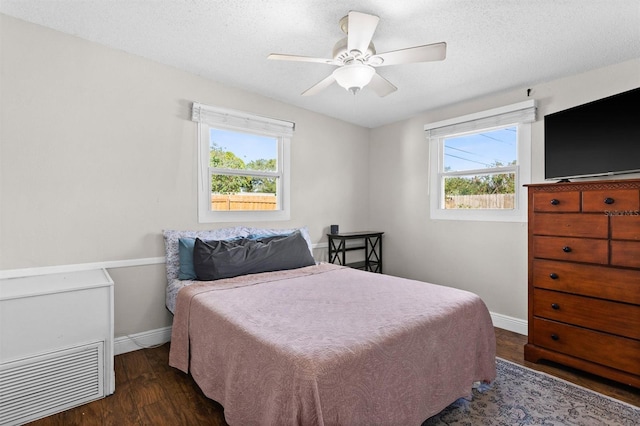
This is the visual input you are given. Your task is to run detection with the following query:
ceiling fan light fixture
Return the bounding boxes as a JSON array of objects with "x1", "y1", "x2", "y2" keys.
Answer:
[
  {"x1": 268, "y1": 11, "x2": 445, "y2": 97},
  {"x1": 332, "y1": 63, "x2": 375, "y2": 95}
]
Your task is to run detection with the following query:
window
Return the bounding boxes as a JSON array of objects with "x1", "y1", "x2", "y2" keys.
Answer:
[
  {"x1": 192, "y1": 103, "x2": 294, "y2": 223},
  {"x1": 425, "y1": 100, "x2": 536, "y2": 222}
]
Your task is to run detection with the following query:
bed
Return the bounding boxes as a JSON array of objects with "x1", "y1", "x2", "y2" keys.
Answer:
[{"x1": 164, "y1": 227, "x2": 496, "y2": 426}]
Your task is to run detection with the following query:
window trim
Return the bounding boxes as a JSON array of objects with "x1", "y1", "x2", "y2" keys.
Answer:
[
  {"x1": 425, "y1": 101, "x2": 535, "y2": 222},
  {"x1": 193, "y1": 103, "x2": 293, "y2": 223}
]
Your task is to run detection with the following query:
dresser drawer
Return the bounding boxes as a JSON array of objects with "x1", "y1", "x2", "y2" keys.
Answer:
[
  {"x1": 611, "y1": 215, "x2": 640, "y2": 240},
  {"x1": 532, "y1": 318, "x2": 640, "y2": 375},
  {"x1": 611, "y1": 240, "x2": 640, "y2": 268},
  {"x1": 533, "y1": 191, "x2": 580, "y2": 212},
  {"x1": 532, "y1": 213, "x2": 607, "y2": 238},
  {"x1": 533, "y1": 236, "x2": 608, "y2": 264},
  {"x1": 533, "y1": 289, "x2": 640, "y2": 339},
  {"x1": 582, "y1": 189, "x2": 640, "y2": 212},
  {"x1": 532, "y1": 259, "x2": 640, "y2": 304}
]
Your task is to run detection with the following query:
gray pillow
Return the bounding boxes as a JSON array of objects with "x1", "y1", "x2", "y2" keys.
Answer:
[{"x1": 193, "y1": 231, "x2": 315, "y2": 281}]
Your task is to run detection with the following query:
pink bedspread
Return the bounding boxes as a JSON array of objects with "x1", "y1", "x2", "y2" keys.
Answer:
[{"x1": 170, "y1": 263, "x2": 496, "y2": 425}]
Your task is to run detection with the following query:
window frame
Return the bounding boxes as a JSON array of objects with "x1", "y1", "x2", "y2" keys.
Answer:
[
  {"x1": 426, "y1": 101, "x2": 535, "y2": 222},
  {"x1": 193, "y1": 103, "x2": 293, "y2": 223}
]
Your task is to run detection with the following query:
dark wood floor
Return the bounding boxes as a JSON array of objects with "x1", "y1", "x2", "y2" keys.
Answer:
[{"x1": 28, "y1": 328, "x2": 639, "y2": 425}]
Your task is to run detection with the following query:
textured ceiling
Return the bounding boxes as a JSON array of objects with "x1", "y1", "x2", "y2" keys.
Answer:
[{"x1": 1, "y1": 0, "x2": 639, "y2": 128}]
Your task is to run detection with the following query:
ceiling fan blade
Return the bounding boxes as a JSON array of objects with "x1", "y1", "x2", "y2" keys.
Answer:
[
  {"x1": 372, "y1": 42, "x2": 447, "y2": 66},
  {"x1": 347, "y1": 11, "x2": 379, "y2": 55},
  {"x1": 268, "y1": 53, "x2": 338, "y2": 65},
  {"x1": 301, "y1": 74, "x2": 336, "y2": 96},
  {"x1": 368, "y1": 73, "x2": 397, "y2": 97}
]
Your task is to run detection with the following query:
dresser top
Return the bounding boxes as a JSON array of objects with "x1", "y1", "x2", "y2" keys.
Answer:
[{"x1": 526, "y1": 178, "x2": 640, "y2": 192}]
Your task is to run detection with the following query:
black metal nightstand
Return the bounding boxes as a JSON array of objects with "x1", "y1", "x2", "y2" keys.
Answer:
[{"x1": 327, "y1": 231, "x2": 383, "y2": 273}]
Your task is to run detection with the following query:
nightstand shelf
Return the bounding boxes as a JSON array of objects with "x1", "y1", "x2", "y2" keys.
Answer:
[{"x1": 327, "y1": 231, "x2": 383, "y2": 273}]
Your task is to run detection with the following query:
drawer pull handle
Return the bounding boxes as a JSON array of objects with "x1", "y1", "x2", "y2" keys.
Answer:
[
  {"x1": 549, "y1": 273, "x2": 559, "y2": 279},
  {"x1": 604, "y1": 197, "x2": 615, "y2": 205},
  {"x1": 550, "y1": 199, "x2": 560, "y2": 205},
  {"x1": 551, "y1": 303, "x2": 560, "y2": 310},
  {"x1": 551, "y1": 334, "x2": 560, "y2": 341},
  {"x1": 562, "y1": 246, "x2": 572, "y2": 253}
]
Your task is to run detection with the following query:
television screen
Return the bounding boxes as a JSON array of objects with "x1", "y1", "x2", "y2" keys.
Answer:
[{"x1": 544, "y1": 87, "x2": 640, "y2": 180}]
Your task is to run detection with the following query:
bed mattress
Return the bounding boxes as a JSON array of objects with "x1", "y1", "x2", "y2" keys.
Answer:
[{"x1": 169, "y1": 263, "x2": 496, "y2": 425}]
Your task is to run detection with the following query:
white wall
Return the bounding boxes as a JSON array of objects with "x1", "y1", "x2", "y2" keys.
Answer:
[
  {"x1": 0, "y1": 15, "x2": 371, "y2": 337},
  {"x1": 369, "y1": 58, "x2": 640, "y2": 326},
  {"x1": 2, "y1": 13, "x2": 639, "y2": 340}
]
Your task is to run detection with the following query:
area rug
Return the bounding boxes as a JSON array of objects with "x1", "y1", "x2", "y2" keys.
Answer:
[{"x1": 422, "y1": 358, "x2": 639, "y2": 426}]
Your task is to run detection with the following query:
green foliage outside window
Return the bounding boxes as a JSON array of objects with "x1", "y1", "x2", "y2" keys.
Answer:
[
  {"x1": 210, "y1": 144, "x2": 277, "y2": 194},
  {"x1": 444, "y1": 161, "x2": 515, "y2": 196}
]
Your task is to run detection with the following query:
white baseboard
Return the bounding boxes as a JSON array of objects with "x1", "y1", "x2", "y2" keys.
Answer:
[
  {"x1": 490, "y1": 312, "x2": 528, "y2": 336},
  {"x1": 114, "y1": 326, "x2": 172, "y2": 355}
]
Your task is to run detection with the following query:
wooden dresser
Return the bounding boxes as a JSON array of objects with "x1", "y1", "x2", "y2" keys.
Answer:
[{"x1": 525, "y1": 179, "x2": 640, "y2": 388}]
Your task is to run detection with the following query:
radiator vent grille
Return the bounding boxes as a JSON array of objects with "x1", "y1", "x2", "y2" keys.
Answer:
[{"x1": 0, "y1": 343, "x2": 104, "y2": 426}]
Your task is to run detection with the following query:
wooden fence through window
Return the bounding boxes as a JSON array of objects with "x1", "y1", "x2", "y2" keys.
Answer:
[
  {"x1": 211, "y1": 194, "x2": 277, "y2": 211},
  {"x1": 445, "y1": 194, "x2": 515, "y2": 209},
  {"x1": 212, "y1": 193, "x2": 513, "y2": 211}
]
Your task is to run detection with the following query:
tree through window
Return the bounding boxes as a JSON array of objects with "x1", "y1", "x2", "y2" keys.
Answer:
[
  {"x1": 208, "y1": 128, "x2": 279, "y2": 211},
  {"x1": 442, "y1": 126, "x2": 517, "y2": 210},
  {"x1": 425, "y1": 101, "x2": 535, "y2": 222},
  {"x1": 192, "y1": 102, "x2": 293, "y2": 223}
]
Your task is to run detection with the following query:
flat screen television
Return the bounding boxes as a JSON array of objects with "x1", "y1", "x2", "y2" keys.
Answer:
[{"x1": 544, "y1": 87, "x2": 640, "y2": 181}]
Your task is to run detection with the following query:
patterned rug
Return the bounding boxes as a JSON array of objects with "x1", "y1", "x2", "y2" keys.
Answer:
[{"x1": 423, "y1": 358, "x2": 639, "y2": 426}]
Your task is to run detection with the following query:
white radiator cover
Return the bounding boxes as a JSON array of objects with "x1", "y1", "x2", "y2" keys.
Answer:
[{"x1": 0, "y1": 269, "x2": 114, "y2": 426}]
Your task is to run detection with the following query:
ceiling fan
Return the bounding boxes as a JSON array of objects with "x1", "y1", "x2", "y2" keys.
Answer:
[{"x1": 267, "y1": 11, "x2": 446, "y2": 97}]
